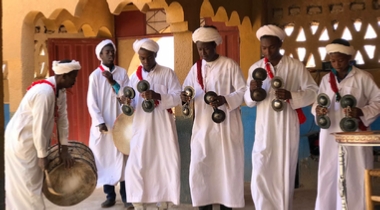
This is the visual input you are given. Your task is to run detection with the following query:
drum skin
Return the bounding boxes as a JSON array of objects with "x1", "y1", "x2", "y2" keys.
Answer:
[
  {"x1": 112, "y1": 113, "x2": 133, "y2": 155},
  {"x1": 43, "y1": 141, "x2": 97, "y2": 206}
]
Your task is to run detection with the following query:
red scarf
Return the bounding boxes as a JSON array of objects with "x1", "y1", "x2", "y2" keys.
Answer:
[
  {"x1": 99, "y1": 65, "x2": 105, "y2": 72},
  {"x1": 27, "y1": 80, "x2": 56, "y2": 93},
  {"x1": 136, "y1": 66, "x2": 172, "y2": 114},
  {"x1": 196, "y1": 60, "x2": 204, "y2": 91},
  {"x1": 264, "y1": 58, "x2": 306, "y2": 124},
  {"x1": 329, "y1": 71, "x2": 367, "y2": 131},
  {"x1": 27, "y1": 80, "x2": 58, "y2": 118}
]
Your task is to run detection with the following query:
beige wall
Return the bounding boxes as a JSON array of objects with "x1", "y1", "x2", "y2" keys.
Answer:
[
  {"x1": 2, "y1": 0, "x2": 271, "y2": 113},
  {"x1": 3, "y1": 0, "x2": 117, "y2": 112}
]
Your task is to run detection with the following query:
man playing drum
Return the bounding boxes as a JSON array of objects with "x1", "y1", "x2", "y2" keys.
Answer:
[
  {"x1": 180, "y1": 26, "x2": 246, "y2": 210},
  {"x1": 244, "y1": 24, "x2": 318, "y2": 210},
  {"x1": 122, "y1": 38, "x2": 181, "y2": 210},
  {"x1": 87, "y1": 39, "x2": 131, "y2": 208},
  {"x1": 5, "y1": 59, "x2": 79, "y2": 209},
  {"x1": 312, "y1": 39, "x2": 380, "y2": 210}
]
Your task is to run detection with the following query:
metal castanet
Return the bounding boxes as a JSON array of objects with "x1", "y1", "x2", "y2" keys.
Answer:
[
  {"x1": 250, "y1": 67, "x2": 268, "y2": 101},
  {"x1": 271, "y1": 76, "x2": 285, "y2": 112},
  {"x1": 137, "y1": 80, "x2": 155, "y2": 113},
  {"x1": 122, "y1": 86, "x2": 135, "y2": 116},
  {"x1": 339, "y1": 94, "x2": 358, "y2": 132},
  {"x1": 182, "y1": 86, "x2": 195, "y2": 118},
  {"x1": 204, "y1": 91, "x2": 226, "y2": 123},
  {"x1": 316, "y1": 93, "x2": 331, "y2": 129}
]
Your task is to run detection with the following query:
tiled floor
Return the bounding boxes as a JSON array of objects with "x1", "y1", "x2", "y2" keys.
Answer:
[{"x1": 45, "y1": 183, "x2": 317, "y2": 210}]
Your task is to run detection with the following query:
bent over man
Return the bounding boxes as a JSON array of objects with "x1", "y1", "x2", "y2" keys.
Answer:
[{"x1": 5, "y1": 59, "x2": 80, "y2": 209}]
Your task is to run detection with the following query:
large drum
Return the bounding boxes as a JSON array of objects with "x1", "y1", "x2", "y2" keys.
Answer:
[
  {"x1": 43, "y1": 141, "x2": 97, "y2": 206},
  {"x1": 112, "y1": 113, "x2": 133, "y2": 155}
]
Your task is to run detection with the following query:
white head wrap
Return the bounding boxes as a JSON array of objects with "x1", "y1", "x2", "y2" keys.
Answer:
[
  {"x1": 95, "y1": 39, "x2": 116, "y2": 61},
  {"x1": 326, "y1": 43, "x2": 355, "y2": 55},
  {"x1": 52, "y1": 60, "x2": 81, "y2": 75},
  {"x1": 133, "y1": 38, "x2": 159, "y2": 53},
  {"x1": 192, "y1": 27, "x2": 223, "y2": 46},
  {"x1": 256, "y1": 24, "x2": 286, "y2": 41}
]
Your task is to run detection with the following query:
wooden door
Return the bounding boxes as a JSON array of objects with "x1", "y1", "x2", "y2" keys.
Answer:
[
  {"x1": 48, "y1": 38, "x2": 105, "y2": 145},
  {"x1": 205, "y1": 18, "x2": 240, "y2": 64}
]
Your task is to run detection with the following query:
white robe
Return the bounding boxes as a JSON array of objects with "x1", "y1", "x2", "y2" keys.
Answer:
[
  {"x1": 244, "y1": 55, "x2": 318, "y2": 210},
  {"x1": 87, "y1": 64, "x2": 129, "y2": 185},
  {"x1": 312, "y1": 66, "x2": 380, "y2": 210},
  {"x1": 124, "y1": 64, "x2": 181, "y2": 204},
  {"x1": 5, "y1": 76, "x2": 69, "y2": 210},
  {"x1": 183, "y1": 56, "x2": 246, "y2": 208}
]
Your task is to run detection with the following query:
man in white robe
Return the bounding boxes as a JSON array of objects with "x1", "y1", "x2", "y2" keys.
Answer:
[
  {"x1": 181, "y1": 26, "x2": 246, "y2": 210},
  {"x1": 244, "y1": 24, "x2": 318, "y2": 210},
  {"x1": 87, "y1": 39, "x2": 130, "y2": 208},
  {"x1": 312, "y1": 39, "x2": 380, "y2": 210},
  {"x1": 123, "y1": 38, "x2": 181, "y2": 210},
  {"x1": 5, "y1": 60, "x2": 80, "y2": 210}
]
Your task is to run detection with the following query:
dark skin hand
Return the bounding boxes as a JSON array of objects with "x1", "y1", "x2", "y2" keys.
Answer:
[
  {"x1": 38, "y1": 157, "x2": 48, "y2": 171},
  {"x1": 180, "y1": 91, "x2": 190, "y2": 103},
  {"x1": 98, "y1": 123, "x2": 108, "y2": 133},
  {"x1": 208, "y1": 95, "x2": 227, "y2": 107},
  {"x1": 180, "y1": 91, "x2": 226, "y2": 107},
  {"x1": 316, "y1": 105, "x2": 363, "y2": 119},
  {"x1": 249, "y1": 80, "x2": 263, "y2": 91},
  {"x1": 141, "y1": 90, "x2": 161, "y2": 100},
  {"x1": 38, "y1": 145, "x2": 74, "y2": 171},
  {"x1": 343, "y1": 107, "x2": 364, "y2": 118},
  {"x1": 59, "y1": 145, "x2": 75, "y2": 168},
  {"x1": 275, "y1": 89, "x2": 292, "y2": 100},
  {"x1": 119, "y1": 95, "x2": 131, "y2": 105},
  {"x1": 315, "y1": 105, "x2": 328, "y2": 116},
  {"x1": 102, "y1": 71, "x2": 116, "y2": 85}
]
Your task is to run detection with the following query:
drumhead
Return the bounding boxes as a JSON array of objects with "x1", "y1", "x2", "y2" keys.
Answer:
[
  {"x1": 43, "y1": 141, "x2": 97, "y2": 206},
  {"x1": 112, "y1": 113, "x2": 133, "y2": 155}
]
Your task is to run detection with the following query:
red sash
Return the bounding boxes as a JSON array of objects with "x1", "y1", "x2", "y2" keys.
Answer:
[
  {"x1": 264, "y1": 57, "x2": 306, "y2": 124},
  {"x1": 27, "y1": 80, "x2": 56, "y2": 93},
  {"x1": 329, "y1": 71, "x2": 367, "y2": 131},
  {"x1": 196, "y1": 60, "x2": 204, "y2": 91},
  {"x1": 99, "y1": 65, "x2": 105, "y2": 72},
  {"x1": 136, "y1": 66, "x2": 172, "y2": 114}
]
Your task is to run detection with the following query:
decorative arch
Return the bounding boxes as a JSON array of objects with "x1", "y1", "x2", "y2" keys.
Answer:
[
  {"x1": 97, "y1": 26, "x2": 113, "y2": 38},
  {"x1": 166, "y1": 1, "x2": 184, "y2": 23},
  {"x1": 81, "y1": 24, "x2": 96, "y2": 37},
  {"x1": 61, "y1": 20, "x2": 77, "y2": 33}
]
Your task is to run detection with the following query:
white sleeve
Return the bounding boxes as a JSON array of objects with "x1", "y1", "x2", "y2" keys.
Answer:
[
  {"x1": 87, "y1": 73, "x2": 105, "y2": 126},
  {"x1": 32, "y1": 88, "x2": 55, "y2": 158},
  {"x1": 57, "y1": 90, "x2": 69, "y2": 145}
]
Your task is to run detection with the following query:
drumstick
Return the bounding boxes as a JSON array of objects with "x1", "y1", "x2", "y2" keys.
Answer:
[{"x1": 44, "y1": 170, "x2": 63, "y2": 196}]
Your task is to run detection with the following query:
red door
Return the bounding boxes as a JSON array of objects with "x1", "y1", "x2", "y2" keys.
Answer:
[
  {"x1": 205, "y1": 18, "x2": 240, "y2": 63},
  {"x1": 48, "y1": 38, "x2": 105, "y2": 145}
]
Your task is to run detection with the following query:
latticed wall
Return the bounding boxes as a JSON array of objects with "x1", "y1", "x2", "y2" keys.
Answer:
[
  {"x1": 34, "y1": 19, "x2": 85, "y2": 79},
  {"x1": 267, "y1": 0, "x2": 380, "y2": 70}
]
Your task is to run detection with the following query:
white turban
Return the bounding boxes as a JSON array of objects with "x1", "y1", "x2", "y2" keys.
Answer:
[
  {"x1": 256, "y1": 25, "x2": 286, "y2": 41},
  {"x1": 95, "y1": 39, "x2": 116, "y2": 61},
  {"x1": 192, "y1": 27, "x2": 223, "y2": 45},
  {"x1": 52, "y1": 60, "x2": 81, "y2": 75},
  {"x1": 133, "y1": 38, "x2": 159, "y2": 53},
  {"x1": 326, "y1": 43, "x2": 355, "y2": 55}
]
